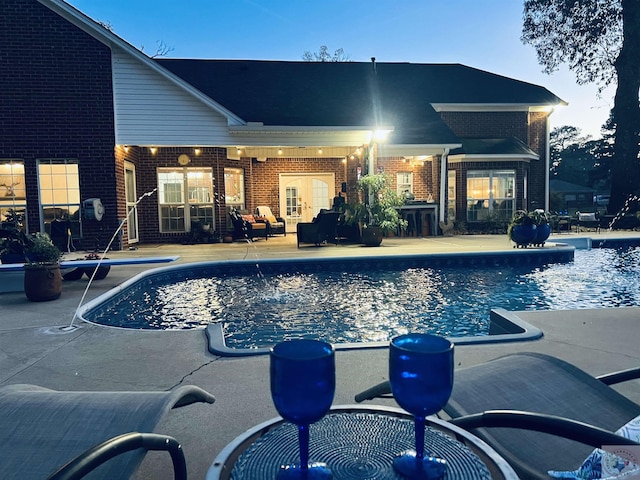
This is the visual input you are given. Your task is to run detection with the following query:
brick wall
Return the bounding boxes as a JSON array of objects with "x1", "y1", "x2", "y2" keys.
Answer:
[{"x1": 0, "y1": 0, "x2": 117, "y2": 246}]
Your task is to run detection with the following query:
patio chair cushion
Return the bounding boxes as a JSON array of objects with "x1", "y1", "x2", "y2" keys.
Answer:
[
  {"x1": 549, "y1": 414, "x2": 640, "y2": 479},
  {"x1": 241, "y1": 214, "x2": 256, "y2": 223}
]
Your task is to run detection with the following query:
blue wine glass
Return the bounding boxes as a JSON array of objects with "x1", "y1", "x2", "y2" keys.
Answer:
[
  {"x1": 389, "y1": 333, "x2": 454, "y2": 479},
  {"x1": 270, "y1": 339, "x2": 336, "y2": 479}
]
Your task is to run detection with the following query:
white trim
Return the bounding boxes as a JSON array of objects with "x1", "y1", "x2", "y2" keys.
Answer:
[
  {"x1": 431, "y1": 103, "x2": 564, "y2": 112},
  {"x1": 448, "y1": 154, "x2": 537, "y2": 164},
  {"x1": 378, "y1": 144, "x2": 461, "y2": 157}
]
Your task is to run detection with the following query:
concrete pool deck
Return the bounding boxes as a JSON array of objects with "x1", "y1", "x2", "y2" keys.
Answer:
[{"x1": 1, "y1": 232, "x2": 640, "y2": 479}]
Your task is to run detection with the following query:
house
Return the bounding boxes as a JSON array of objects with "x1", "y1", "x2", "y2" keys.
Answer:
[{"x1": 1, "y1": 0, "x2": 566, "y2": 249}]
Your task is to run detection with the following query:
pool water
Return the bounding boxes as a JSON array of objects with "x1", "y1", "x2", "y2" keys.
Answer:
[{"x1": 85, "y1": 247, "x2": 640, "y2": 349}]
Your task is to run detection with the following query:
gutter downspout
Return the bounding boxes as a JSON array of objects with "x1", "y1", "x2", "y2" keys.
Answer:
[
  {"x1": 439, "y1": 147, "x2": 450, "y2": 226},
  {"x1": 544, "y1": 111, "x2": 552, "y2": 211}
]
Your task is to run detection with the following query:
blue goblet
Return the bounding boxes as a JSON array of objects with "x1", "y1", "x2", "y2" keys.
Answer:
[
  {"x1": 389, "y1": 333, "x2": 454, "y2": 479},
  {"x1": 270, "y1": 339, "x2": 335, "y2": 479}
]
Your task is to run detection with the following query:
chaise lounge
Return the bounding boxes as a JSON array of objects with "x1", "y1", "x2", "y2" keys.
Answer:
[
  {"x1": 0, "y1": 383, "x2": 215, "y2": 479},
  {"x1": 355, "y1": 352, "x2": 640, "y2": 479},
  {"x1": 228, "y1": 209, "x2": 268, "y2": 241}
]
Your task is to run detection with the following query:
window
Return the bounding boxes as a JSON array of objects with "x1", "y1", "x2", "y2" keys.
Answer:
[
  {"x1": 158, "y1": 167, "x2": 214, "y2": 232},
  {"x1": 0, "y1": 160, "x2": 26, "y2": 228},
  {"x1": 224, "y1": 168, "x2": 245, "y2": 208},
  {"x1": 466, "y1": 170, "x2": 515, "y2": 222},
  {"x1": 447, "y1": 170, "x2": 456, "y2": 221},
  {"x1": 396, "y1": 172, "x2": 413, "y2": 196},
  {"x1": 38, "y1": 159, "x2": 81, "y2": 238}
]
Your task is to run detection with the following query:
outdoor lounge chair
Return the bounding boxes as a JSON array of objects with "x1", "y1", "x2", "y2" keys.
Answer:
[
  {"x1": 229, "y1": 209, "x2": 268, "y2": 241},
  {"x1": 255, "y1": 206, "x2": 286, "y2": 236},
  {"x1": 576, "y1": 211, "x2": 602, "y2": 233},
  {"x1": 355, "y1": 352, "x2": 640, "y2": 479},
  {"x1": 0, "y1": 383, "x2": 215, "y2": 480},
  {"x1": 296, "y1": 210, "x2": 340, "y2": 247}
]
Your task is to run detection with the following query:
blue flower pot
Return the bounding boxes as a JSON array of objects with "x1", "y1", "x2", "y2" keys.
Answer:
[
  {"x1": 510, "y1": 224, "x2": 537, "y2": 247},
  {"x1": 533, "y1": 223, "x2": 551, "y2": 246}
]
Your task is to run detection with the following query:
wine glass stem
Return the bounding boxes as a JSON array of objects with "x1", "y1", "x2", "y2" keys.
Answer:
[
  {"x1": 298, "y1": 423, "x2": 310, "y2": 470},
  {"x1": 415, "y1": 415, "x2": 425, "y2": 460}
]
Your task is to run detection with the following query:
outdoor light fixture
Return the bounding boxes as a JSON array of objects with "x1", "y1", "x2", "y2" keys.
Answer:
[
  {"x1": 278, "y1": 148, "x2": 283, "y2": 155},
  {"x1": 194, "y1": 148, "x2": 201, "y2": 156},
  {"x1": 123, "y1": 145, "x2": 129, "y2": 153},
  {"x1": 237, "y1": 148, "x2": 242, "y2": 155},
  {"x1": 149, "y1": 147, "x2": 157, "y2": 155},
  {"x1": 373, "y1": 129, "x2": 392, "y2": 142},
  {"x1": 318, "y1": 147, "x2": 323, "y2": 154}
]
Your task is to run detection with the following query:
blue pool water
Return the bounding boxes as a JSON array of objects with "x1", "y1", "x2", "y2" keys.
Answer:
[{"x1": 81, "y1": 246, "x2": 640, "y2": 349}]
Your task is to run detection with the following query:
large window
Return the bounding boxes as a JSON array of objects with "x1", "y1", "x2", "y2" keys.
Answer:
[
  {"x1": 466, "y1": 170, "x2": 515, "y2": 222},
  {"x1": 38, "y1": 159, "x2": 81, "y2": 239},
  {"x1": 224, "y1": 168, "x2": 245, "y2": 209},
  {"x1": 158, "y1": 167, "x2": 214, "y2": 232},
  {"x1": 0, "y1": 160, "x2": 26, "y2": 228}
]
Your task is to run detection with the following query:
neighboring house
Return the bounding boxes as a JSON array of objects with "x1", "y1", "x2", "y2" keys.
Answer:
[
  {"x1": 549, "y1": 179, "x2": 596, "y2": 214},
  {"x1": 1, "y1": 0, "x2": 565, "y2": 248}
]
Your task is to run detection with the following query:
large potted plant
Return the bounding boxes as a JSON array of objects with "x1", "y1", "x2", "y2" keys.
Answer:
[
  {"x1": 350, "y1": 173, "x2": 408, "y2": 246},
  {"x1": 508, "y1": 210, "x2": 551, "y2": 248},
  {"x1": 24, "y1": 232, "x2": 63, "y2": 301}
]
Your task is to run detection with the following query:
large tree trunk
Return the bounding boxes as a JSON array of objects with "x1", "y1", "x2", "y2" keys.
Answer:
[{"x1": 609, "y1": 0, "x2": 640, "y2": 215}]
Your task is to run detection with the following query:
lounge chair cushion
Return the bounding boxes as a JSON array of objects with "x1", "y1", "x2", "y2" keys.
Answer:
[
  {"x1": 242, "y1": 214, "x2": 256, "y2": 223},
  {"x1": 549, "y1": 414, "x2": 640, "y2": 479}
]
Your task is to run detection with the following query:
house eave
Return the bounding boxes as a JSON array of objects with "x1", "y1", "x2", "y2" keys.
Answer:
[
  {"x1": 448, "y1": 153, "x2": 538, "y2": 164},
  {"x1": 431, "y1": 103, "x2": 566, "y2": 113}
]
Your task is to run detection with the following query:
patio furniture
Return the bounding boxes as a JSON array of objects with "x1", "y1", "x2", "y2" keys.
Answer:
[
  {"x1": 296, "y1": 210, "x2": 340, "y2": 247},
  {"x1": 576, "y1": 211, "x2": 601, "y2": 233},
  {"x1": 206, "y1": 405, "x2": 518, "y2": 480},
  {"x1": 229, "y1": 210, "x2": 268, "y2": 241},
  {"x1": 0, "y1": 383, "x2": 215, "y2": 479},
  {"x1": 255, "y1": 206, "x2": 286, "y2": 236},
  {"x1": 354, "y1": 352, "x2": 640, "y2": 479}
]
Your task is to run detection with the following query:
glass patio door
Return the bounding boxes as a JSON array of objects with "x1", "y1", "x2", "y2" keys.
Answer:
[{"x1": 279, "y1": 173, "x2": 334, "y2": 232}]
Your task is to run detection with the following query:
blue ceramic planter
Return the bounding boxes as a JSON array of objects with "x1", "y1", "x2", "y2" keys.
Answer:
[{"x1": 510, "y1": 224, "x2": 537, "y2": 247}]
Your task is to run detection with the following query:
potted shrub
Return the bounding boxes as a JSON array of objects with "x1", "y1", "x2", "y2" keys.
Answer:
[
  {"x1": 23, "y1": 232, "x2": 62, "y2": 301},
  {"x1": 530, "y1": 209, "x2": 551, "y2": 246},
  {"x1": 82, "y1": 252, "x2": 111, "y2": 280},
  {"x1": 508, "y1": 210, "x2": 550, "y2": 248},
  {"x1": 0, "y1": 209, "x2": 28, "y2": 264},
  {"x1": 349, "y1": 173, "x2": 408, "y2": 246}
]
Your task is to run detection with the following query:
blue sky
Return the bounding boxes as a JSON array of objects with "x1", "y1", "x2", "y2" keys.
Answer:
[{"x1": 66, "y1": 0, "x2": 615, "y2": 139}]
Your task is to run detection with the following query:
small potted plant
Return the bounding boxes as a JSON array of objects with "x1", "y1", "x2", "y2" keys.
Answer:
[
  {"x1": 530, "y1": 209, "x2": 551, "y2": 246},
  {"x1": 349, "y1": 173, "x2": 408, "y2": 246},
  {"x1": 82, "y1": 252, "x2": 111, "y2": 280},
  {"x1": 23, "y1": 232, "x2": 62, "y2": 301}
]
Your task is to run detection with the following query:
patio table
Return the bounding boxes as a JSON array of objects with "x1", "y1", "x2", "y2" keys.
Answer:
[{"x1": 207, "y1": 405, "x2": 517, "y2": 480}]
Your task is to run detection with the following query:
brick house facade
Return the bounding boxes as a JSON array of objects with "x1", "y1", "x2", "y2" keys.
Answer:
[{"x1": 1, "y1": 0, "x2": 564, "y2": 248}]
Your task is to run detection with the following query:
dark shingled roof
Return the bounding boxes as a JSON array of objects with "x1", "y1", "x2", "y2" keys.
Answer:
[{"x1": 156, "y1": 59, "x2": 564, "y2": 146}]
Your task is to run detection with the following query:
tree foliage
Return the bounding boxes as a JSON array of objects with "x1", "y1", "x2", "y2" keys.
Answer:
[
  {"x1": 522, "y1": 0, "x2": 640, "y2": 215},
  {"x1": 302, "y1": 45, "x2": 350, "y2": 62}
]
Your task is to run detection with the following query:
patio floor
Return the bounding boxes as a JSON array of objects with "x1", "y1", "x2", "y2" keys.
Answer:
[{"x1": 1, "y1": 232, "x2": 639, "y2": 479}]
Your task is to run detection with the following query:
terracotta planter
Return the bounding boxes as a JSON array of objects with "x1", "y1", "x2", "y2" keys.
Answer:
[
  {"x1": 24, "y1": 263, "x2": 62, "y2": 302},
  {"x1": 361, "y1": 226, "x2": 383, "y2": 247}
]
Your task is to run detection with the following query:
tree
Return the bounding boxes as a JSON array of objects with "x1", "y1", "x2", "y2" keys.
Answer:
[
  {"x1": 302, "y1": 45, "x2": 350, "y2": 62},
  {"x1": 522, "y1": 0, "x2": 640, "y2": 215}
]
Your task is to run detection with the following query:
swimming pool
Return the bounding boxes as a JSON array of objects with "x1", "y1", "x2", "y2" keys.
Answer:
[{"x1": 78, "y1": 244, "x2": 639, "y2": 355}]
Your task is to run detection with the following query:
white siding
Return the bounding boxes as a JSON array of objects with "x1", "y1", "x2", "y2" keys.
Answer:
[{"x1": 112, "y1": 48, "x2": 237, "y2": 146}]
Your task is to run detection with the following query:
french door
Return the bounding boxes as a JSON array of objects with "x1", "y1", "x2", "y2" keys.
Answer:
[{"x1": 279, "y1": 173, "x2": 334, "y2": 232}]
